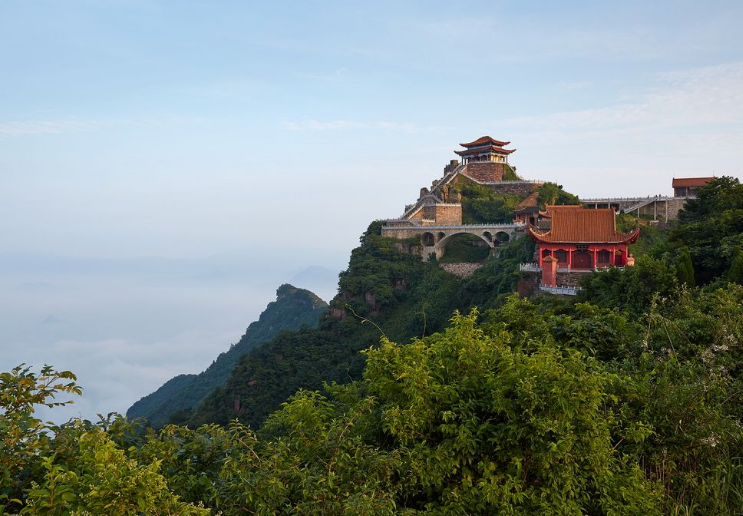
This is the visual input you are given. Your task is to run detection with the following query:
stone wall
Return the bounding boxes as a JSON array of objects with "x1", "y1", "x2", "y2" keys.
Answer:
[
  {"x1": 518, "y1": 269, "x2": 591, "y2": 296},
  {"x1": 556, "y1": 270, "x2": 592, "y2": 288},
  {"x1": 487, "y1": 182, "x2": 541, "y2": 197},
  {"x1": 637, "y1": 198, "x2": 686, "y2": 221},
  {"x1": 409, "y1": 208, "x2": 424, "y2": 220},
  {"x1": 452, "y1": 174, "x2": 540, "y2": 197},
  {"x1": 432, "y1": 203, "x2": 462, "y2": 225},
  {"x1": 463, "y1": 162, "x2": 504, "y2": 182},
  {"x1": 439, "y1": 262, "x2": 483, "y2": 278},
  {"x1": 517, "y1": 273, "x2": 539, "y2": 297}
]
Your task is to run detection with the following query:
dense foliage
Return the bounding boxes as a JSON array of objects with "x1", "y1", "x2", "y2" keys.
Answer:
[
  {"x1": 187, "y1": 224, "x2": 535, "y2": 429},
  {"x1": 436, "y1": 234, "x2": 491, "y2": 263},
  {"x1": 5, "y1": 284, "x2": 743, "y2": 514},
  {"x1": 459, "y1": 184, "x2": 523, "y2": 224},
  {"x1": 536, "y1": 182, "x2": 581, "y2": 208},
  {"x1": 670, "y1": 176, "x2": 743, "y2": 284},
  {"x1": 5, "y1": 175, "x2": 743, "y2": 514}
]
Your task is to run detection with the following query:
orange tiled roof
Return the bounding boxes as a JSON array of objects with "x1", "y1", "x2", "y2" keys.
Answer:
[
  {"x1": 672, "y1": 177, "x2": 715, "y2": 188},
  {"x1": 459, "y1": 136, "x2": 510, "y2": 147},
  {"x1": 529, "y1": 206, "x2": 639, "y2": 244},
  {"x1": 537, "y1": 204, "x2": 582, "y2": 218},
  {"x1": 515, "y1": 191, "x2": 540, "y2": 210}
]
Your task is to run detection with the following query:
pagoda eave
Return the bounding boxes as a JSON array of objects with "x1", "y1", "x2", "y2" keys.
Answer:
[
  {"x1": 528, "y1": 227, "x2": 640, "y2": 246},
  {"x1": 454, "y1": 147, "x2": 516, "y2": 157},
  {"x1": 460, "y1": 136, "x2": 510, "y2": 147}
]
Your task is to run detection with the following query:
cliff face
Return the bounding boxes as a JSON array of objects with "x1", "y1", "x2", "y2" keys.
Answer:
[
  {"x1": 187, "y1": 223, "x2": 535, "y2": 429},
  {"x1": 126, "y1": 284, "x2": 328, "y2": 427}
]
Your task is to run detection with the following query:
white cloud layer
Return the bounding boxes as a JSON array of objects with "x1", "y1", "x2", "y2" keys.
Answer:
[{"x1": 281, "y1": 119, "x2": 440, "y2": 134}]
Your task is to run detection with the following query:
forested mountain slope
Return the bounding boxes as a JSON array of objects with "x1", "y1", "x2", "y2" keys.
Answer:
[
  {"x1": 5, "y1": 178, "x2": 743, "y2": 515},
  {"x1": 188, "y1": 222, "x2": 535, "y2": 428},
  {"x1": 126, "y1": 284, "x2": 327, "y2": 427}
]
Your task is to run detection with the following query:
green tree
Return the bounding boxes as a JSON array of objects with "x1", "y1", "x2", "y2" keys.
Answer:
[
  {"x1": 22, "y1": 428, "x2": 209, "y2": 516},
  {"x1": 579, "y1": 255, "x2": 678, "y2": 316},
  {"x1": 676, "y1": 247, "x2": 696, "y2": 287},
  {"x1": 728, "y1": 247, "x2": 743, "y2": 284},
  {"x1": 672, "y1": 176, "x2": 743, "y2": 284},
  {"x1": 363, "y1": 311, "x2": 661, "y2": 515},
  {"x1": 537, "y1": 182, "x2": 580, "y2": 208},
  {"x1": 0, "y1": 365, "x2": 81, "y2": 513}
]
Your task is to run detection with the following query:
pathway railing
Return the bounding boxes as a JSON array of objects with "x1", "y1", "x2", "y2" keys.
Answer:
[
  {"x1": 519, "y1": 262, "x2": 542, "y2": 272},
  {"x1": 539, "y1": 285, "x2": 582, "y2": 296},
  {"x1": 383, "y1": 223, "x2": 525, "y2": 231}
]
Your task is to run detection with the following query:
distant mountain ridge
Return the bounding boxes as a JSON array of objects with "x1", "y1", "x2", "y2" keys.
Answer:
[{"x1": 126, "y1": 284, "x2": 327, "y2": 427}]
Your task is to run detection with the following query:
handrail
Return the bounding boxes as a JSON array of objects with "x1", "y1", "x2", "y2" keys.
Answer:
[
  {"x1": 519, "y1": 263, "x2": 542, "y2": 272},
  {"x1": 582, "y1": 196, "x2": 675, "y2": 202},
  {"x1": 383, "y1": 223, "x2": 525, "y2": 231},
  {"x1": 539, "y1": 285, "x2": 582, "y2": 296}
]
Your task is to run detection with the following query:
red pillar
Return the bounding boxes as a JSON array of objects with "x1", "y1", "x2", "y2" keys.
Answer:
[{"x1": 542, "y1": 255, "x2": 558, "y2": 287}]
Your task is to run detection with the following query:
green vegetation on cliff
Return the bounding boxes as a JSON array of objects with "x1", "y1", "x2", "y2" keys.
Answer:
[
  {"x1": 188, "y1": 222, "x2": 535, "y2": 429},
  {"x1": 460, "y1": 183, "x2": 522, "y2": 223},
  {"x1": 127, "y1": 284, "x2": 327, "y2": 427},
  {"x1": 5, "y1": 177, "x2": 743, "y2": 515},
  {"x1": 536, "y1": 181, "x2": 581, "y2": 207},
  {"x1": 6, "y1": 281, "x2": 743, "y2": 513}
]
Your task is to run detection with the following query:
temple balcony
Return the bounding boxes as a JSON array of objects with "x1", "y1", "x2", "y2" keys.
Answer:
[
  {"x1": 519, "y1": 262, "x2": 542, "y2": 272},
  {"x1": 520, "y1": 263, "x2": 626, "y2": 273},
  {"x1": 539, "y1": 285, "x2": 582, "y2": 296}
]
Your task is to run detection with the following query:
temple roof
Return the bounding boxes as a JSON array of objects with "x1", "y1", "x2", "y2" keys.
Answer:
[
  {"x1": 460, "y1": 136, "x2": 511, "y2": 148},
  {"x1": 454, "y1": 144, "x2": 516, "y2": 156},
  {"x1": 672, "y1": 177, "x2": 715, "y2": 188},
  {"x1": 529, "y1": 206, "x2": 639, "y2": 244},
  {"x1": 515, "y1": 191, "x2": 540, "y2": 211}
]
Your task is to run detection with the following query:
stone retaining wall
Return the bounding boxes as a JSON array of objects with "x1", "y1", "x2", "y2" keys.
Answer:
[{"x1": 439, "y1": 262, "x2": 483, "y2": 278}]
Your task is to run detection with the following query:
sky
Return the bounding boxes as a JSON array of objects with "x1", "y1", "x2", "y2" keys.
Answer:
[{"x1": 1, "y1": 0, "x2": 742, "y2": 420}]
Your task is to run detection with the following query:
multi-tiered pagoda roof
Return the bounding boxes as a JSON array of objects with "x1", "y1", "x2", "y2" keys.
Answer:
[{"x1": 455, "y1": 136, "x2": 516, "y2": 162}]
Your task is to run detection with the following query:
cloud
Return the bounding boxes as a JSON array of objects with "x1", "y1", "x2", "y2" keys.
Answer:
[
  {"x1": 0, "y1": 116, "x2": 197, "y2": 138},
  {"x1": 281, "y1": 118, "x2": 440, "y2": 134},
  {"x1": 0, "y1": 119, "x2": 113, "y2": 138},
  {"x1": 559, "y1": 80, "x2": 593, "y2": 91},
  {"x1": 282, "y1": 119, "x2": 364, "y2": 131},
  {"x1": 497, "y1": 61, "x2": 743, "y2": 196},
  {"x1": 23, "y1": 328, "x2": 240, "y2": 423},
  {"x1": 506, "y1": 62, "x2": 743, "y2": 135}
]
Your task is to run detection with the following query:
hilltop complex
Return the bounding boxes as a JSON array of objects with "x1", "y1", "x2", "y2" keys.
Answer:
[{"x1": 381, "y1": 136, "x2": 713, "y2": 294}]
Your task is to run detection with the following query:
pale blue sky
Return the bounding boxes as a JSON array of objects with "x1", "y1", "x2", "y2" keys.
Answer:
[
  {"x1": 2, "y1": 0, "x2": 743, "y2": 418},
  {"x1": 3, "y1": 0, "x2": 743, "y2": 258}
]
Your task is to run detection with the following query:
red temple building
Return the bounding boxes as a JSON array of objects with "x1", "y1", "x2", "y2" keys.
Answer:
[
  {"x1": 529, "y1": 206, "x2": 639, "y2": 273},
  {"x1": 455, "y1": 136, "x2": 516, "y2": 164}
]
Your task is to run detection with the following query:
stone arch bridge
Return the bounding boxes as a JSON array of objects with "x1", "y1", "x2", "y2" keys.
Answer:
[{"x1": 381, "y1": 222, "x2": 525, "y2": 260}]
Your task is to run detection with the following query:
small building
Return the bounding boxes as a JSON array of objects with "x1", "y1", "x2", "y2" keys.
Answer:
[
  {"x1": 454, "y1": 136, "x2": 516, "y2": 164},
  {"x1": 529, "y1": 206, "x2": 639, "y2": 270},
  {"x1": 453, "y1": 136, "x2": 519, "y2": 183},
  {"x1": 672, "y1": 177, "x2": 715, "y2": 198}
]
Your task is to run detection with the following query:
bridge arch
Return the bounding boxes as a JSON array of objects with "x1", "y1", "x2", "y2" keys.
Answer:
[
  {"x1": 422, "y1": 232, "x2": 435, "y2": 246},
  {"x1": 436, "y1": 230, "x2": 494, "y2": 250},
  {"x1": 494, "y1": 231, "x2": 510, "y2": 245}
]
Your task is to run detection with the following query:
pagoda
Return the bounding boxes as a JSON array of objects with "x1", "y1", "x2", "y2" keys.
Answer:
[
  {"x1": 455, "y1": 136, "x2": 516, "y2": 164},
  {"x1": 529, "y1": 205, "x2": 639, "y2": 271}
]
